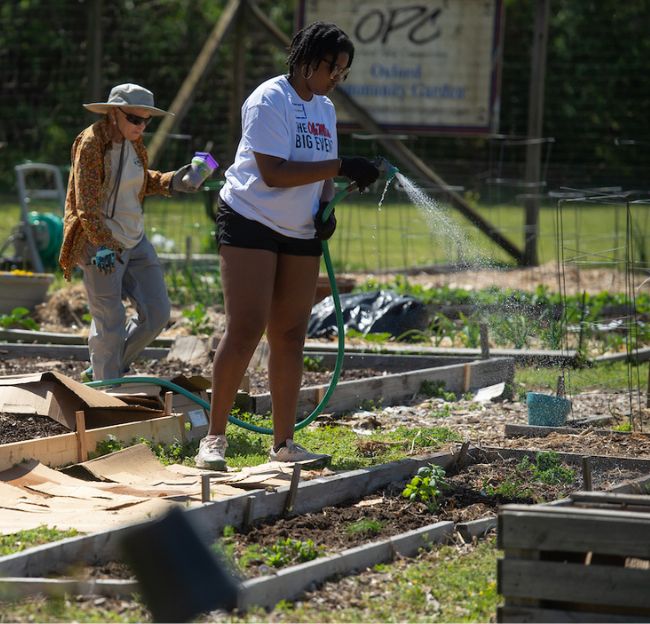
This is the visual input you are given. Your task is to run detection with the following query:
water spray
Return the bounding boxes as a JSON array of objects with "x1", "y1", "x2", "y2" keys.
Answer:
[{"x1": 88, "y1": 156, "x2": 401, "y2": 435}]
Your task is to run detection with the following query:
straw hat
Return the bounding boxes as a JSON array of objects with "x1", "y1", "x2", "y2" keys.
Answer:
[{"x1": 83, "y1": 83, "x2": 173, "y2": 117}]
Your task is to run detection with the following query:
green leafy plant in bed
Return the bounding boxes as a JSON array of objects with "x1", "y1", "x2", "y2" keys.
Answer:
[{"x1": 402, "y1": 464, "x2": 447, "y2": 511}]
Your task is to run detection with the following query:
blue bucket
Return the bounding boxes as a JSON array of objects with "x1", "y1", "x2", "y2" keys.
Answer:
[{"x1": 526, "y1": 392, "x2": 572, "y2": 427}]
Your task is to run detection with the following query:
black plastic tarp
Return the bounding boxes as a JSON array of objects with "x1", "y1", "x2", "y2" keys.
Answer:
[{"x1": 307, "y1": 290, "x2": 428, "y2": 338}]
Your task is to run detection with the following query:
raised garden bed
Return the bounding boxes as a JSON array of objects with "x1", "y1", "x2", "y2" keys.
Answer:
[{"x1": 498, "y1": 491, "x2": 650, "y2": 622}]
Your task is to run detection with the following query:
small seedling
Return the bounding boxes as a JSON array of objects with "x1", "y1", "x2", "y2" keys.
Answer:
[
  {"x1": 613, "y1": 422, "x2": 632, "y2": 432},
  {"x1": 482, "y1": 478, "x2": 533, "y2": 500},
  {"x1": 264, "y1": 537, "x2": 324, "y2": 568},
  {"x1": 402, "y1": 464, "x2": 447, "y2": 511},
  {"x1": 345, "y1": 518, "x2": 384, "y2": 537}
]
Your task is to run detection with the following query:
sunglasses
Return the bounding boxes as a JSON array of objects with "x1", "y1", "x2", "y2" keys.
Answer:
[
  {"x1": 329, "y1": 63, "x2": 350, "y2": 82},
  {"x1": 321, "y1": 58, "x2": 350, "y2": 82},
  {"x1": 119, "y1": 107, "x2": 152, "y2": 126}
]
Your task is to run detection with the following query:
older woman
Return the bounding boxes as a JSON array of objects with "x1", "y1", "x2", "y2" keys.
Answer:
[{"x1": 59, "y1": 83, "x2": 197, "y2": 382}]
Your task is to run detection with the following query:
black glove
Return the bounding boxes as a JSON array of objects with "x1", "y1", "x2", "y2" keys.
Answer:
[
  {"x1": 339, "y1": 156, "x2": 380, "y2": 191},
  {"x1": 315, "y1": 201, "x2": 336, "y2": 241}
]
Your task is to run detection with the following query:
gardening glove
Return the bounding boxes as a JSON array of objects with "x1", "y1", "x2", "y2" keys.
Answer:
[
  {"x1": 315, "y1": 201, "x2": 336, "y2": 241},
  {"x1": 171, "y1": 164, "x2": 199, "y2": 193},
  {"x1": 91, "y1": 246, "x2": 116, "y2": 274},
  {"x1": 339, "y1": 156, "x2": 380, "y2": 192}
]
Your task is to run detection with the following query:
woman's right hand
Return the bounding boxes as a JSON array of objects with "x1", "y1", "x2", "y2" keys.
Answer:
[{"x1": 339, "y1": 157, "x2": 380, "y2": 191}]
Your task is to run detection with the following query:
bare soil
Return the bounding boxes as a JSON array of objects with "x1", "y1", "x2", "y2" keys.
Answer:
[{"x1": 66, "y1": 452, "x2": 643, "y2": 583}]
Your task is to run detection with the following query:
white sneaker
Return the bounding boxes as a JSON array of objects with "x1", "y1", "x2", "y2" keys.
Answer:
[
  {"x1": 195, "y1": 435, "x2": 228, "y2": 470},
  {"x1": 269, "y1": 439, "x2": 331, "y2": 468}
]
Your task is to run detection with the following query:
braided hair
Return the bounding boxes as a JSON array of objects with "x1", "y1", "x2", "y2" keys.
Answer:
[{"x1": 286, "y1": 21, "x2": 354, "y2": 77}]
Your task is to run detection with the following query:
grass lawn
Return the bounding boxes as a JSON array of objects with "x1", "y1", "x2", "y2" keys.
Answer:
[{"x1": 2, "y1": 190, "x2": 648, "y2": 273}]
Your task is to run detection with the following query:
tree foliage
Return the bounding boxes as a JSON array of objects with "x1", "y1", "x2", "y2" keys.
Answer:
[{"x1": 1, "y1": 0, "x2": 649, "y2": 192}]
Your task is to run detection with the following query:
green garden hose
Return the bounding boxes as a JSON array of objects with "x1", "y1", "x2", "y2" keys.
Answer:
[{"x1": 87, "y1": 186, "x2": 352, "y2": 435}]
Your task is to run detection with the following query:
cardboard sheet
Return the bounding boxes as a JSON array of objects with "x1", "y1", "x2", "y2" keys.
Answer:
[
  {"x1": 0, "y1": 446, "x2": 321, "y2": 534},
  {"x1": 0, "y1": 498, "x2": 188, "y2": 535},
  {"x1": 0, "y1": 371, "x2": 165, "y2": 430},
  {"x1": 69, "y1": 444, "x2": 200, "y2": 486}
]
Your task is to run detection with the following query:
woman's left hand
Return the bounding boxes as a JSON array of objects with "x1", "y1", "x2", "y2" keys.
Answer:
[{"x1": 315, "y1": 201, "x2": 336, "y2": 240}]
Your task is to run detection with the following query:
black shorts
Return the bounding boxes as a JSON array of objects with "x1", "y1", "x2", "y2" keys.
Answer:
[{"x1": 215, "y1": 198, "x2": 322, "y2": 256}]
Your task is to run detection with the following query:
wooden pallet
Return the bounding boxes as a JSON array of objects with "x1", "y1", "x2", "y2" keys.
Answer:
[{"x1": 498, "y1": 491, "x2": 650, "y2": 622}]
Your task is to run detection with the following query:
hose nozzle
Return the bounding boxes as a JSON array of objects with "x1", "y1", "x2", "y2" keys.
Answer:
[{"x1": 373, "y1": 156, "x2": 399, "y2": 184}]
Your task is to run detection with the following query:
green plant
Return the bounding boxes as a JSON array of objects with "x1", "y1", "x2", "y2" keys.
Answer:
[
  {"x1": 360, "y1": 397, "x2": 383, "y2": 411},
  {"x1": 0, "y1": 306, "x2": 38, "y2": 330},
  {"x1": 483, "y1": 478, "x2": 533, "y2": 500},
  {"x1": 428, "y1": 312, "x2": 457, "y2": 346},
  {"x1": 346, "y1": 329, "x2": 393, "y2": 344},
  {"x1": 303, "y1": 355, "x2": 326, "y2": 372},
  {"x1": 91, "y1": 434, "x2": 124, "y2": 458},
  {"x1": 395, "y1": 328, "x2": 430, "y2": 344},
  {"x1": 518, "y1": 451, "x2": 576, "y2": 485},
  {"x1": 0, "y1": 526, "x2": 80, "y2": 557},
  {"x1": 458, "y1": 312, "x2": 481, "y2": 348},
  {"x1": 419, "y1": 379, "x2": 456, "y2": 402},
  {"x1": 402, "y1": 464, "x2": 447, "y2": 511},
  {"x1": 144, "y1": 437, "x2": 199, "y2": 466},
  {"x1": 613, "y1": 421, "x2": 632, "y2": 432},
  {"x1": 345, "y1": 518, "x2": 385, "y2": 537},
  {"x1": 182, "y1": 302, "x2": 212, "y2": 336},
  {"x1": 264, "y1": 537, "x2": 324, "y2": 568}
]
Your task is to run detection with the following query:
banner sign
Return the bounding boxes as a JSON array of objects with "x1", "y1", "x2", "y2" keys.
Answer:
[{"x1": 298, "y1": 0, "x2": 504, "y2": 135}]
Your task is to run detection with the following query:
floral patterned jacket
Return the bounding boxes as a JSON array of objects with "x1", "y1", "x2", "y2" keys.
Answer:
[{"x1": 59, "y1": 117, "x2": 174, "y2": 280}]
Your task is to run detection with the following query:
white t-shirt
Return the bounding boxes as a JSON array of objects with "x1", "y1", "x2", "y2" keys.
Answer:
[
  {"x1": 220, "y1": 75, "x2": 338, "y2": 239},
  {"x1": 104, "y1": 140, "x2": 145, "y2": 248}
]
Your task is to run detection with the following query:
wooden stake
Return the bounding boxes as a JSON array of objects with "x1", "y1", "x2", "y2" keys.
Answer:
[
  {"x1": 463, "y1": 363, "x2": 472, "y2": 393},
  {"x1": 163, "y1": 391, "x2": 173, "y2": 416},
  {"x1": 239, "y1": 373, "x2": 250, "y2": 393},
  {"x1": 75, "y1": 410, "x2": 88, "y2": 462},
  {"x1": 244, "y1": 495, "x2": 256, "y2": 527},
  {"x1": 479, "y1": 324, "x2": 490, "y2": 359},
  {"x1": 582, "y1": 456, "x2": 592, "y2": 491},
  {"x1": 284, "y1": 464, "x2": 302, "y2": 516},
  {"x1": 201, "y1": 475, "x2": 211, "y2": 503}
]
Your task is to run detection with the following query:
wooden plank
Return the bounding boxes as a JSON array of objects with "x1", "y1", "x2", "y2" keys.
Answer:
[
  {"x1": 481, "y1": 446, "x2": 650, "y2": 475},
  {"x1": 498, "y1": 605, "x2": 646, "y2": 623},
  {"x1": 457, "y1": 516, "x2": 497, "y2": 541},
  {"x1": 304, "y1": 341, "x2": 576, "y2": 365},
  {"x1": 505, "y1": 421, "x2": 645, "y2": 439},
  {"x1": 0, "y1": 415, "x2": 185, "y2": 471},
  {"x1": 609, "y1": 474, "x2": 650, "y2": 495},
  {"x1": 498, "y1": 505, "x2": 650, "y2": 557},
  {"x1": 253, "y1": 358, "x2": 514, "y2": 415},
  {"x1": 499, "y1": 558, "x2": 650, "y2": 609},
  {"x1": 0, "y1": 342, "x2": 167, "y2": 361},
  {"x1": 0, "y1": 577, "x2": 138, "y2": 601},
  {"x1": 570, "y1": 491, "x2": 650, "y2": 508},
  {"x1": 0, "y1": 328, "x2": 173, "y2": 347}
]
